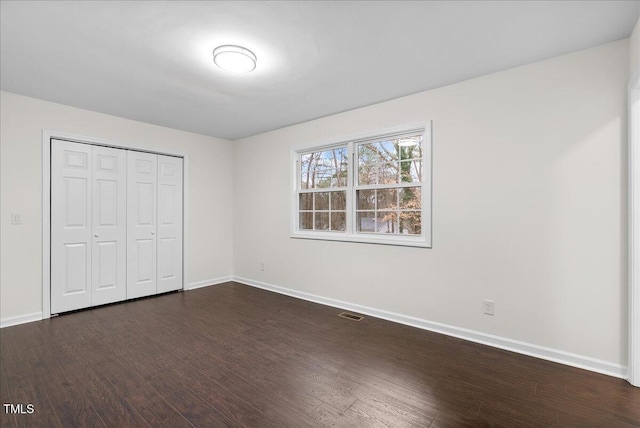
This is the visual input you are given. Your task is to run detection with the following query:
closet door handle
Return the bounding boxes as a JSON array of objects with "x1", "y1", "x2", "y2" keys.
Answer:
[
  {"x1": 151, "y1": 231, "x2": 155, "y2": 235},
  {"x1": 94, "y1": 233, "x2": 99, "y2": 238}
]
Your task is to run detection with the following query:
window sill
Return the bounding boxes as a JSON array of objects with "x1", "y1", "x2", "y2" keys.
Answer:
[{"x1": 291, "y1": 231, "x2": 431, "y2": 248}]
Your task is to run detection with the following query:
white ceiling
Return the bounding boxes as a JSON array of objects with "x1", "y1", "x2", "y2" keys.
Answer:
[{"x1": 1, "y1": 1, "x2": 639, "y2": 140}]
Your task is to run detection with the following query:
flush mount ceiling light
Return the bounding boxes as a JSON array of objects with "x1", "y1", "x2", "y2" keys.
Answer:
[
  {"x1": 398, "y1": 137, "x2": 419, "y2": 147},
  {"x1": 213, "y1": 45, "x2": 257, "y2": 73}
]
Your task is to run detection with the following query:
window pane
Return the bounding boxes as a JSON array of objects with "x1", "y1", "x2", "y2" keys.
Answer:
[
  {"x1": 315, "y1": 212, "x2": 330, "y2": 230},
  {"x1": 315, "y1": 192, "x2": 329, "y2": 210},
  {"x1": 301, "y1": 153, "x2": 313, "y2": 168},
  {"x1": 357, "y1": 189, "x2": 375, "y2": 210},
  {"x1": 378, "y1": 162, "x2": 398, "y2": 184},
  {"x1": 331, "y1": 212, "x2": 346, "y2": 231},
  {"x1": 377, "y1": 212, "x2": 398, "y2": 234},
  {"x1": 331, "y1": 191, "x2": 346, "y2": 211},
  {"x1": 376, "y1": 188, "x2": 398, "y2": 210},
  {"x1": 312, "y1": 169, "x2": 333, "y2": 188},
  {"x1": 400, "y1": 160, "x2": 422, "y2": 183},
  {"x1": 331, "y1": 147, "x2": 348, "y2": 171},
  {"x1": 300, "y1": 172, "x2": 308, "y2": 189},
  {"x1": 359, "y1": 141, "x2": 400, "y2": 165},
  {"x1": 316, "y1": 151, "x2": 333, "y2": 169},
  {"x1": 414, "y1": 139, "x2": 423, "y2": 158},
  {"x1": 400, "y1": 211, "x2": 421, "y2": 235},
  {"x1": 319, "y1": 149, "x2": 334, "y2": 166},
  {"x1": 299, "y1": 212, "x2": 313, "y2": 230},
  {"x1": 410, "y1": 159, "x2": 422, "y2": 182},
  {"x1": 358, "y1": 165, "x2": 377, "y2": 185},
  {"x1": 300, "y1": 154, "x2": 317, "y2": 188},
  {"x1": 357, "y1": 211, "x2": 375, "y2": 232},
  {"x1": 299, "y1": 193, "x2": 313, "y2": 210},
  {"x1": 306, "y1": 169, "x2": 319, "y2": 188},
  {"x1": 358, "y1": 144, "x2": 379, "y2": 164},
  {"x1": 332, "y1": 169, "x2": 348, "y2": 187},
  {"x1": 300, "y1": 147, "x2": 348, "y2": 190},
  {"x1": 399, "y1": 141, "x2": 419, "y2": 160},
  {"x1": 399, "y1": 161, "x2": 412, "y2": 183},
  {"x1": 400, "y1": 187, "x2": 421, "y2": 209},
  {"x1": 398, "y1": 137, "x2": 422, "y2": 160},
  {"x1": 376, "y1": 140, "x2": 399, "y2": 162}
]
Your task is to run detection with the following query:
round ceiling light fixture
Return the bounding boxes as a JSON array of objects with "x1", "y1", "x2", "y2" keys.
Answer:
[{"x1": 213, "y1": 45, "x2": 257, "y2": 73}]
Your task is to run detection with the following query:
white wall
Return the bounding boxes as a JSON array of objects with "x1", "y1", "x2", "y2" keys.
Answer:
[
  {"x1": 0, "y1": 91, "x2": 234, "y2": 321},
  {"x1": 631, "y1": 18, "x2": 640, "y2": 79},
  {"x1": 233, "y1": 40, "x2": 629, "y2": 369}
]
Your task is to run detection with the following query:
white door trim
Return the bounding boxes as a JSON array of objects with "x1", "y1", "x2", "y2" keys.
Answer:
[
  {"x1": 42, "y1": 130, "x2": 189, "y2": 318},
  {"x1": 630, "y1": 74, "x2": 640, "y2": 387}
]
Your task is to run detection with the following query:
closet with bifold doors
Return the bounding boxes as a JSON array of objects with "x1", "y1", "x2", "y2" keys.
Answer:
[{"x1": 50, "y1": 139, "x2": 183, "y2": 314}]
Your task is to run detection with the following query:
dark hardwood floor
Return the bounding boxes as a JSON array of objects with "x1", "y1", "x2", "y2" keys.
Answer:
[{"x1": 1, "y1": 282, "x2": 639, "y2": 427}]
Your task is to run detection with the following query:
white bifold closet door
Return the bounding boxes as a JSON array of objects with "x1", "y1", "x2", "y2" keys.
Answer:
[
  {"x1": 127, "y1": 151, "x2": 183, "y2": 299},
  {"x1": 51, "y1": 140, "x2": 127, "y2": 313},
  {"x1": 51, "y1": 140, "x2": 183, "y2": 314}
]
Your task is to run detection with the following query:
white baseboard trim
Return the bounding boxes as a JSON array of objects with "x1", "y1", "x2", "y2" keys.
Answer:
[
  {"x1": 233, "y1": 276, "x2": 627, "y2": 380},
  {"x1": 186, "y1": 276, "x2": 233, "y2": 291},
  {"x1": 1, "y1": 312, "x2": 43, "y2": 329},
  {"x1": 0, "y1": 277, "x2": 232, "y2": 328}
]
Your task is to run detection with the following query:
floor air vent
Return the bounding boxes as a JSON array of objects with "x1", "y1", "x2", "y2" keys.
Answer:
[{"x1": 338, "y1": 312, "x2": 364, "y2": 321}]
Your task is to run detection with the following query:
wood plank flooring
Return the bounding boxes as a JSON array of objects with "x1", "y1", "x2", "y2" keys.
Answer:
[{"x1": 1, "y1": 282, "x2": 639, "y2": 427}]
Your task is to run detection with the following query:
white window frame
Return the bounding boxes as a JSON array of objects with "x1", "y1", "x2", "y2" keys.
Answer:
[{"x1": 291, "y1": 122, "x2": 432, "y2": 248}]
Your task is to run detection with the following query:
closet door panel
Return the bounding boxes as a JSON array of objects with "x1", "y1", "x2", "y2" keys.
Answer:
[
  {"x1": 51, "y1": 140, "x2": 93, "y2": 313},
  {"x1": 92, "y1": 146, "x2": 127, "y2": 306},
  {"x1": 157, "y1": 155, "x2": 183, "y2": 293},
  {"x1": 127, "y1": 151, "x2": 158, "y2": 299}
]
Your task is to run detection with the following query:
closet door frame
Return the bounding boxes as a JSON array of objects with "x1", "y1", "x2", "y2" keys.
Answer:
[{"x1": 42, "y1": 130, "x2": 188, "y2": 318}]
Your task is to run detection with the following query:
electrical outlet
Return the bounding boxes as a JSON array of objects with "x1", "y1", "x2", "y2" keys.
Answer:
[
  {"x1": 483, "y1": 299, "x2": 495, "y2": 316},
  {"x1": 11, "y1": 213, "x2": 23, "y2": 225},
  {"x1": 260, "y1": 262, "x2": 265, "y2": 272}
]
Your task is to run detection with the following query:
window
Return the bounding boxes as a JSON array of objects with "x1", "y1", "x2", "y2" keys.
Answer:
[
  {"x1": 298, "y1": 147, "x2": 348, "y2": 231},
  {"x1": 292, "y1": 124, "x2": 431, "y2": 247}
]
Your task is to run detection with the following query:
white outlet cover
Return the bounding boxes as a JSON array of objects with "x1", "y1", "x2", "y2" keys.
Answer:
[
  {"x1": 483, "y1": 299, "x2": 495, "y2": 315},
  {"x1": 11, "y1": 213, "x2": 23, "y2": 225}
]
